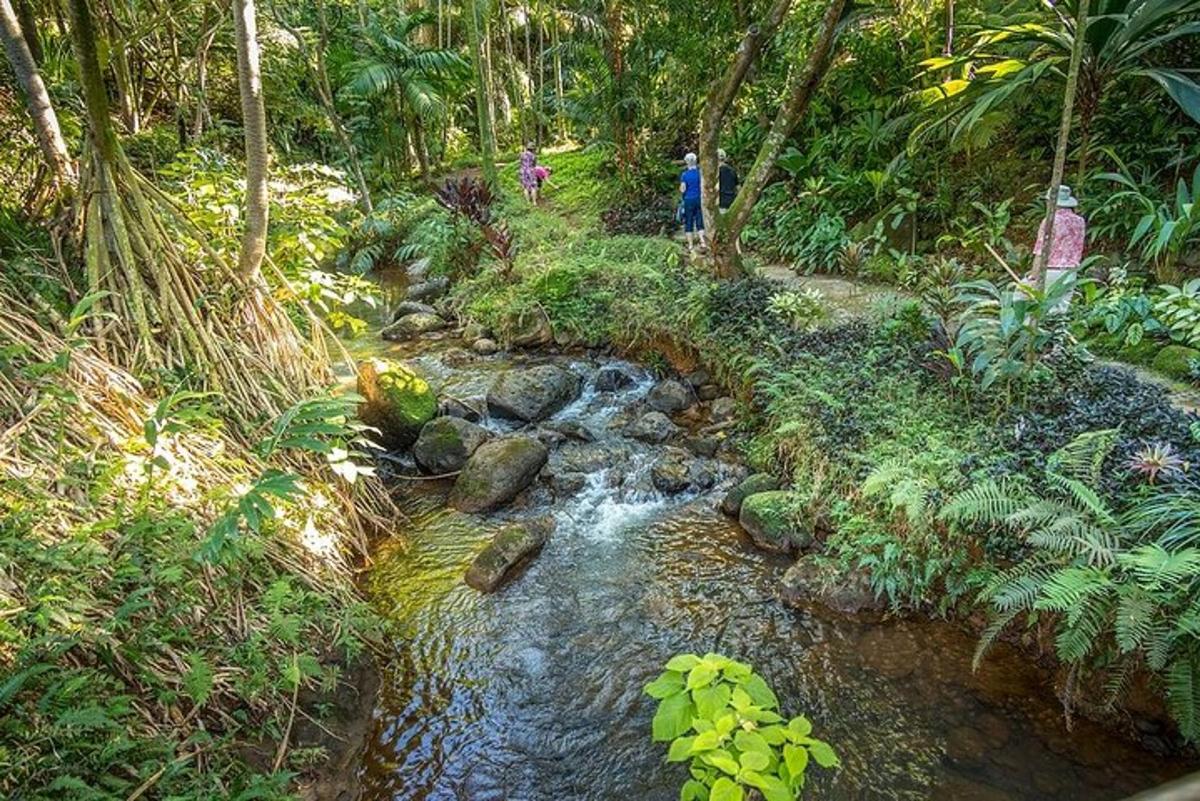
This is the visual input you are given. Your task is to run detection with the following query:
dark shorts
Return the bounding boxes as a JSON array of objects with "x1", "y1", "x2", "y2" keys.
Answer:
[{"x1": 683, "y1": 198, "x2": 704, "y2": 233}]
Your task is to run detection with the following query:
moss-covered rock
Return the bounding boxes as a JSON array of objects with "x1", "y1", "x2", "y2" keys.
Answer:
[
  {"x1": 464, "y1": 516, "x2": 555, "y2": 592},
  {"x1": 449, "y1": 436, "x2": 549, "y2": 513},
  {"x1": 356, "y1": 358, "x2": 438, "y2": 449},
  {"x1": 738, "y1": 491, "x2": 813, "y2": 554},
  {"x1": 1151, "y1": 344, "x2": 1200, "y2": 381},
  {"x1": 720, "y1": 473, "x2": 781, "y2": 517},
  {"x1": 412, "y1": 417, "x2": 490, "y2": 474}
]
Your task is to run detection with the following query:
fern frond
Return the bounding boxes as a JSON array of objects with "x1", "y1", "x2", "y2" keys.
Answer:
[
  {"x1": 973, "y1": 607, "x2": 1021, "y2": 671},
  {"x1": 940, "y1": 479, "x2": 1028, "y2": 527},
  {"x1": 1048, "y1": 428, "x2": 1119, "y2": 484},
  {"x1": 1167, "y1": 657, "x2": 1200, "y2": 742}
]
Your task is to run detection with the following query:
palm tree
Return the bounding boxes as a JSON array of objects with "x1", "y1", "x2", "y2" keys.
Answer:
[
  {"x1": 342, "y1": 10, "x2": 467, "y2": 182},
  {"x1": 915, "y1": 0, "x2": 1200, "y2": 180},
  {"x1": 233, "y1": 0, "x2": 269, "y2": 281}
]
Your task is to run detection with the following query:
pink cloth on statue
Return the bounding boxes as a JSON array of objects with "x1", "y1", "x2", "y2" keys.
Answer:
[{"x1": 1034, "y1": 208, "x2": 1086, "y2": 269}]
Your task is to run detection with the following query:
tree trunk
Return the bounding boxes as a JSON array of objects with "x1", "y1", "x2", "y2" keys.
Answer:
[
  {"x1": 943, "y1": 0, "x2": 954, "y2": 56},
  {"x1": 0, "y1": 0, "x2": 75, "y2": 191},
  {"x1": 275, "y1": 0, "x2": 374, "y2": 212},
  {"x1": 467, "y1": 0, "x2": 497, "y2": 182},
  {"x1": 14, "y1": 0, "x2": 39, "y2": 63},
  {"x1": 109, "y1": 18, "x2": 142, "y2": 134},
  {"x1": 1032, "y1": 0, "x2": 1090, "y2": 290},
  {"x1": 604, "y1": 0, "x2": 632, "y2": 170},
  {"x1": 192, "y1": 3, "x2": 222, "y2": 141},
  {"x1": 232, "y1": 0, "x2": 269, "y2": 280},
  {"x1": 552, "y1": 10, "x2": 565, "y2": 139},
  {"x1": 700, "y1": 0, "x2": 845, "y2": 277}
]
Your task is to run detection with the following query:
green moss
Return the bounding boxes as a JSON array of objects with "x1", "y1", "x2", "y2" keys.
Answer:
[
  {"x1": 1151, "y1": 345, "x2": 1200, "y2": 380},
  {"x1": 376, "y1": 362, "x2": 437, "y2": 425}
]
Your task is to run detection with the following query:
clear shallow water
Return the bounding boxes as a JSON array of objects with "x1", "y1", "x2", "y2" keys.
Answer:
[{"x1": 358, "y1": 344, "x2": 1191, "y2": 801}]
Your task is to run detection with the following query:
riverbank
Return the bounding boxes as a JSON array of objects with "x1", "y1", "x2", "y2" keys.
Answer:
[
  {"x1": 377, "y1": 147, "x2": 1200, "y2": 751},
  {"x1": 350, "y1": 313, "x2": 1192, "y2": 799}
]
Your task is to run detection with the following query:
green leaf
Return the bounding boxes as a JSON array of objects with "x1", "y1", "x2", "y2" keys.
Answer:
[
  {"x1": 646, "y1": 670, "x2": 686, "y2": 699},
  {"x1": 788, "y1": 715, "x2": 813, "y2": 737},
  {"x1": 702, "y1": 748, "x2": 741, "y2": 776},
  {"x1": 666, "y1": 654, "x2": 703, "y2": 672},
  {"x1": 783, "y1": 743, "x2": 809, "y2": 778},
  {"x1": 809, "y1": 739, "x2": 840, "y2": 768},
  {"x1": 710, "y1": 777, "x2": 743, "y2": 801},
  {"x1": 714, "y1": 713, "x2": 737, "y2": 736},
  {"x1": 653, "y1": 693, "x2": 695, "y2": 742},
  {"x1": 693, "y1": 683, "x2": 732, "y2": 720},
  {"x1": 668, "y1": 736, "x2": 696, "y2": 762},
  {"x1": 690, "y1": 730, "x2": 723, "y2": 753},
  {"x1": 730, "y1": 687, "x2": 753, "y2": 711},
  {"x1": 687, "y1": 663, "x2": 719, "y2": 690},
  {"x1": 739, "y1": 750, "x2": 770, "y2": 771},
  {"x1": 680, "y1": 779, "x2": 709, "y2": 801},
  {"x1": 734, "y1": 729, "x2": 771, "y2": 756},
  {"x1": 742, "y1": 674, "x2": 779, "y2": 709}
]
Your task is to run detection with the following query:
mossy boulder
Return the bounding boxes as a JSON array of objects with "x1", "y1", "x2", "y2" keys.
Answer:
[
  {"x1": 720, "y1": 473, "x2": 781, "y2": 517},
  {"x1": 1151, "y1": 344, "x2": 1200, "y2": 381},
  {"x1": 487, "y1": 365, "x2": 581, "y2": 423},
  {"x1": 356, "y1": 358, "x2": 437, "y2": 449},
  {"x1": 738, "y1": 491, "x2": 813, "y2": 554},
  {"x1": 780, "y1": 556, "x2": 883, "y2": 615},
  {"x1": 382, "y1": 311, "x2": 446, "y2": 341},
  {"x1": 449, "y1": 436, "x2": 549, "y2": 513},
  {"x1": 412, "y1": 417, "x2": 490, "y2": 474},
  {"x1": 465, "y1": 516, "x2": 555, "y2": 592}
]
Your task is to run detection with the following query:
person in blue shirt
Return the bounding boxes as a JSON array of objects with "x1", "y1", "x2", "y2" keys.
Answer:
[{"x1": 679, "y1": 152, "x2": 706, "y2": 253}]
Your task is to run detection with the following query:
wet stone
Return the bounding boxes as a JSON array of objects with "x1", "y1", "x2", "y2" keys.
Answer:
[
  {"x1": 392, "y1": 301, "x2": 437, "y2": 321},
  {"x1": 487, "y1": 365, "x2": 582, "y2": 423},
  {"x1": 710, "y1": 396, "x2": 737, "y2": 422},
  {"x1": 382, "y1": 312, "x2": 446, "y2": 341},
  {"x1": 439, "y1": 396, "x2": 485, "y2": 422},
  {"x1": 647, "y1": 379, "x2": 693, "y2": 413},
  {"x1": 683, "y1": 436, "x2": 720, "y2": 458},
  {"x1": 721, "y1": 473, "x2": 781, "y2": 517},
  {"x1": 406, "y1": 275, "x2": 450, "y2": 302},
  {"x1": 449, "y1": 436, "x2": 549, "y2": 513},
  {"x1": 625, "y1": 411, "x2": 679, "y2": 444},
  {"x1": 594, "y1": 366, "x2": 635, "y2": 392},
  {"x1": 697, "y1": 384, "x2": 722, "y2": 402},
  {"x1": 464, "y1": 515, "x2": 555, "y2": 593}
]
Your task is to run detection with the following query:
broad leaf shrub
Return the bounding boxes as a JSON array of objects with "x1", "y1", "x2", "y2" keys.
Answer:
[{"x1": 646, "y1": 653, "x2": 838, "y2": 801}]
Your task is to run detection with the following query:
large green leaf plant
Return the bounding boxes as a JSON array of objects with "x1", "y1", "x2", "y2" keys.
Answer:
[{"x1": 646, "y1": 653, "x2": 839, "y2": 801}]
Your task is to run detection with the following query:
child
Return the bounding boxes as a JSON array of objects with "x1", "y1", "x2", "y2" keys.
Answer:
[{"x1": 534, "y1": 165, "x2": 551, "y2": 188}]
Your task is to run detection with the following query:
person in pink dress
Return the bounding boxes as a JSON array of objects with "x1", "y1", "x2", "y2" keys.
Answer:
[
  {"x1": 519, "y1": 143, "x2": 539, "y2": 205},
  {"x1": 1032, "y1": 185, "x2": 1086, "y2": 310}
]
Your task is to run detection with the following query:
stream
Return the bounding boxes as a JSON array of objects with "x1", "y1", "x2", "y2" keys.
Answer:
[{"x1": 351, "y1": 329, "x2": 1190, "y2": 801}]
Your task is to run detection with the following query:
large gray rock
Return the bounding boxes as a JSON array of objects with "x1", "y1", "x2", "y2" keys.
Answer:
[
  {"x1": 651, "y1": 448, "x2": 718, "y2": 495},
  {"x1": 710, "y1": 397, "x2": 737, "y2": 423},
  {"x1": 780, "y1": 556, "x2": 884, "y2": 615},
  {"x1": 473, "y1": 338, "x2": 500, "y2": 355},
  {"x1": 439, "y1": 396, "x2": 484, "y2": 422},
  {"x1": 625, "y1": 411, "x2": 679, "y2": 444},
  {"x1": 721, "y1": 473, "x2": 781, "y2": 517},
  {"x1": 647, "y1": 379, "x2": 693, "y2": 413},
  {"x1": 392, "y1": 301, "x2": 437, "y2": 321},
  {"x1": 382, "y1": 312, "x2": 446, "y2": 341},
  {"x1": 739, "y1": 491, "x2": 813, "y2": 554},
  {"x1": 511, "y1": 312, "x2": 553, "y2": 348},
  {"x1": 450, "y1": 437, "x2": 549, "y2": 513},
  {"x1": 413, "y1": 417, "x2": 490, "y2": 474},
  {"x1": 407, "y1": 275, "x2": 450, "y2": 302},
  {"x1": 595, "y1": 366, "x2": 635, "y2": 392},
  {"x1": 465, "y1": 516, "x2": 555, "y2": 592},
  {"x1": 487, "y1": 365, "x2": 581, "y2": 423}
]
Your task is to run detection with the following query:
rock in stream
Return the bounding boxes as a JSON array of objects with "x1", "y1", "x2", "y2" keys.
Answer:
[
  {"x1": 449, "y1": 436, "x2": 549, "y2": 513},
  {"x1": 464, "y1": 516, "x2": 555, "y2": 592}
]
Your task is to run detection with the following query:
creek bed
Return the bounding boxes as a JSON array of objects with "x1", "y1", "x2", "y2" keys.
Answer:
[{"x1": 355, "y1": 340, "x2": 1191, "y2": 801}]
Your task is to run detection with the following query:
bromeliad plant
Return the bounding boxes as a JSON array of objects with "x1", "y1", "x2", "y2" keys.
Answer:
[{"x1": 646, "y1": 653, "x2": 838, "y2": 801}]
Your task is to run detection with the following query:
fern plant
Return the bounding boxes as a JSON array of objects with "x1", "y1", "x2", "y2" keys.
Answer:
[{"x1": 944, "y1": 432, "x2": 1200, "y2": 740}]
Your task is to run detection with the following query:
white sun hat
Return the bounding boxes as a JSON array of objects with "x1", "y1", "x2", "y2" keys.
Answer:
[{"x1": 1056, "y1": 185, "x2": 1079, "y2": 208}]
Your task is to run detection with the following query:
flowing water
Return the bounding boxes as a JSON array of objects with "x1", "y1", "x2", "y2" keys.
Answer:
[{"x1": 356, "y1": 336, "x2": 1191, "y2": 801}]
